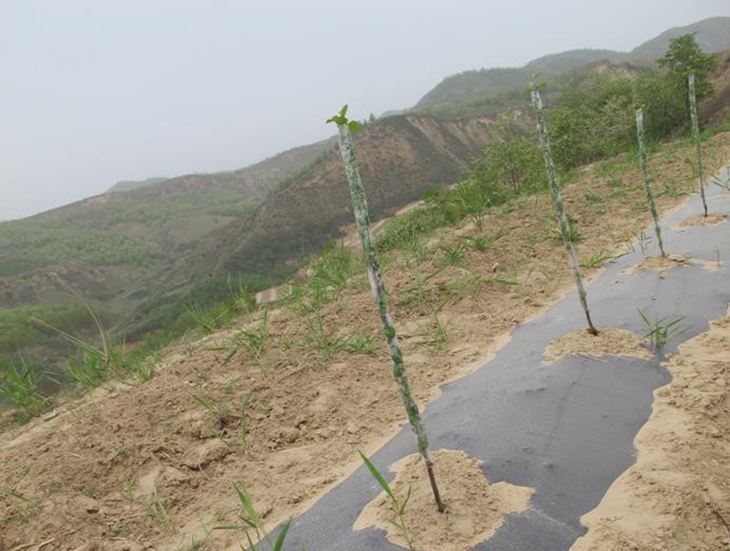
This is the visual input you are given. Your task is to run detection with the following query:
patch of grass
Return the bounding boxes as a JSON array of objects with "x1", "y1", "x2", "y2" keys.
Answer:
[
  {"x1": 0, "y1": 303, "x2": 99, "y2": 354},
  {"x1": 439, "y1": 243, "x2": 467, "y2": 266},
  {"x1": 194, "y1": 394, "x2": 232, "y2": 428},
  {"x1": 286, "y1": 243, "x2": 356, "y2": 315},
  {"x1": 146, "y1": 488, "x2": 174, "y2": 530},
  {"x1": 397, "y1": 268, "x2": 440, "y2": 310},
  {"x1": 638, "y1": 309, "x2": 688, "y2": 351},
  {"x1": 549, "y1": 217, "x2": 583, "y2": 244},
  {"x1": 301, "y1": 314, "x2": 348, "y2": 366},
  {"x1": 4, "y1": 489, "x2": 41, "y2": 523},
  {"x1": 458, "y1": 229, "x2": 505, "y2": 252},
  {"x1": 584, "y1": 191, "x2": 604, "y2": 203},
  {"x1": 344, "y1": 333, "x2": 376, "y2": 355},
  {"x1": 67, "y1": 349, "x2": 114, "y2": 388},
  {"x1": 446, "y1": 270, "x2": 485, "y2": 297},
  {"x1": 214, "y1": 484, "x2": 291, "y2": 551},
  {"x1": 376, "y1": 206, "x2": 451, "y2": 253},
  {"x1": 0, "y1": 357, "x2": 49, "y2": 420},
  {"x1": 580, "y1": 251, "x2": 624, "y2": 269},
  {"x1": 121, "y1": 477, "x2": 135, "y2": 505},
  {"x1": 418, "y1": 313, "x2": 449, "y2": 355},
  {"x1": 127, "y1": 353, "x2": 158, "y2": 382},
  {"x1": 359, "y1": 451, "x2": 415, "y2": 551},
  {"x1": 223, "y1": 310, "x2": 270, "y2": 368},
  {"x1": 607, "y1": 176, "x2": 624, "y2": 188}
]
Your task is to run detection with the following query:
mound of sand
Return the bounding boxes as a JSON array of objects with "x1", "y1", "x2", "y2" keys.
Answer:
[
  {"x1": 571, "y1": 306, "x2": 730, "y2": 550},
  {"x1": 354, "y1": 450, "x2": 534, "y2": 551},
  {"x1": 623, "y1": 253, "x2": 692, "y2": 273},
  {"x1": 543, "y1": 327, "x2": 652, "y2": 363},
  {"x1": 676, "y1": 213, "x2": 726, "y2": 228}
]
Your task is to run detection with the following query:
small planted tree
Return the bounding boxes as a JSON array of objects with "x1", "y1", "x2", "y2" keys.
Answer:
[
  {"x1": 688, "y1": 74, "x2": 708, "y2": 217},
  {"x1": 531, "y1": 85, "x2": 598, "y2": 335},
  {"x1": 634, "y1": 108, "x2": 666, "y2": 257},
  {"x1": 327, "y1": 105, "x2": 445, "y2": 512}
]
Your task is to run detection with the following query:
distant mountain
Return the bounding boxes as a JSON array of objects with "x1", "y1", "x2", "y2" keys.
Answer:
[
  {"x1": 107, "y1": 177, "x2": 168, "y2": 193},
  {"x1": 415, "y1": 67, "x2": 533, "y2": 111},
  {"x1": 523, "y1": 49, "x2": 627, "y2": 74},
  {"x1": 630, "y1": 16, "x2": 730, "y2": 59},
  {"x1": 415, "y1": 16, "x2": 730, "y2": 111},
  {"x1": 0, "y1": 136, "x2": 336, "y2": 356}
]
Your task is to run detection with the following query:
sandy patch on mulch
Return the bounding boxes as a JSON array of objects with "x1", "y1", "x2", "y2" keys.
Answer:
[
  {"x1": 543, "y1": 327, "x2": 652, "y2": 363},
  {"x1": 354, "y1": 450, "x2": 533, "y2": 551},
  {"x1": 571, "y1": 305, "x2": 730, "y2": 551},
  {"x1": 623, "y1": 253, "x2": 692, "y2": 273},
  {"x1": 674, "y1": 212, "x2": 727, "y2": 228}
]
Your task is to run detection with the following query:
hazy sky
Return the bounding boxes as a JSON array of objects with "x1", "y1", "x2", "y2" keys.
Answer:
[{"x1": 2, "y1": 1, "x2": 729, "y2": 220}]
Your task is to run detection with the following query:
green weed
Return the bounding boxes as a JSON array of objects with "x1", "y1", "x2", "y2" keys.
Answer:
[
  {"x1": 458, "y1": 229, "x2": 505, "y2": 252},
  {"x1": 584, "y1": 191, "x2": 604, "y2": 203},
  {"x1": 122, "y1": 477, "x2": 135, "y2": 505},
  {"x1": 0, "y1": 357, "x2": 48, "y2": 419},
  {"x1": 359, "y1": 452, "x2": 415, "y2": 551},
  {"x1": 128, "y1": 353, "x2": 158, "y2": 382},
  {"x1": 344, "y1": 333, "x2": 375, "y2": 355},
  {"x1": 397, "y1": 268, "x2": 434, "y2": 310},
  {"x1": 549, "y1": 218, "x2": 583, "y2": 244},
  {"x1": 223, "y1": 310, "x2": 270, "y2": 368},
  {"x1": 418, "y1": 313, "x2": 449, "y2": 354},
  {"x1": 580, "y1": 251, "x2": 625, "y2": 269},
  {"x1": 146, "y1": 488, "x2": 174, "y2": 530},
  {"x1": 67, "y1": 349, "x2": 113, "y2": 388},
  {"x1": 301, "y1": 315, "x2": 347, "y2": 366},
  {"x1": 214, "y1": 484, "x2": 291, "y2": 551},
  {"x1": 194, "y1": 395, "x2": 231, "y2": 427},
  {"x1": 439, "y1": 243, "x2": 467, "y2": 266},
  {"x1": 638, "y1": 309, "x2": 687, "y2": 350}
]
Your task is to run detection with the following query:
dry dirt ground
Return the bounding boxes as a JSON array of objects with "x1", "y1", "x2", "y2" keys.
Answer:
[
  {"x1": 1, "y1": 134, "x2": 729, "y2": 551},
  {"x1": 571, "y1": 306, "x2": 730, "y2": 551},
  {"x1": 543, "y1": 327, "x2": 652, "y2": 363}
]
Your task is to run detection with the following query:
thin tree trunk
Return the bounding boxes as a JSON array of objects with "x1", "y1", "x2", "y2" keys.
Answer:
[
  {"x1": 635, "y1": 108, "x2": 666, "y2": 257},
  {"x1": 531, "y1": 88, "x2": 598, "y2": 335},
  {"x1": 688, "y1": 74, "x2": 708, "y2": 217},
  {"x1": 334, "y1": 120, "x2": 445, "y2": 513}
]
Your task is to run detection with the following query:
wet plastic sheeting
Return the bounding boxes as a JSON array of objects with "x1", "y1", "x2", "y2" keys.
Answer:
[{"x1": 281, "y1": 166, "x2": 730, "y2": 551}]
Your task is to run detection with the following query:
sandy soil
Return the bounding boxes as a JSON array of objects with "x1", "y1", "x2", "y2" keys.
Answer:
[
  {"x1": 676, "y1": 212, "x2": 727, "y2": 228},
  {"x1": 624, "y1": 254, "x2": 692, "y2": 273},
  {"x1": 353, "y1": 450, "x2": 533, "y2": 551},
  {"x1": 571, "y1": 306, "x2": 730, "y2": 551},
  {"x1": 543, "y1": 327, "x2": 652, "y2": 363},
  {"x1": 1, "y1": 135, "x2": 729, "y2": 550}
]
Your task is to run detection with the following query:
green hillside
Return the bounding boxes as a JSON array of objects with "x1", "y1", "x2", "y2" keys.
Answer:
[{"x1": 414, "y1": 16, "x2": 730, "y2": 111}]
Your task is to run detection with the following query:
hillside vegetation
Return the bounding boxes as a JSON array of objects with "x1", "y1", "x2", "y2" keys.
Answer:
[
  {"x1": 413, "y1": 16, "x2": 730, "y2": 111},
  {"x1": 0, "y1": 138, "x2": 336, "y2": 368},
  {"x1": 1, "y1": 21, "x2": 729, "y2": 400}
]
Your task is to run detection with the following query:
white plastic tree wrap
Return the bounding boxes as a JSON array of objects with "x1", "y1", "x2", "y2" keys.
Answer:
[
  {"x1": 531, "y1": 88, "x2": 598, "y2": 335},
  {"x1": 688, "y1": 74, "x2": 708, "y2": 217},
  {"x1": 635, "y1": 108, "x2": 666, "y2": 257},
  {"x1": 327, "y1": 106, "x2": 445, "y2": 512}
]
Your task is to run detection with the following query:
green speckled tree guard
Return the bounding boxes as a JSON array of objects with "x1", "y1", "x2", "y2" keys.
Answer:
[
  {"x1": 688, "y1": 74, "x2": 708, "y2": 217},
  {"x1": 328, "y1": 107, "x2": 445, "y2": 513},
  {"x1": 531, "y1": 88, "x2": 598, "y2": 335},
  {"x1": 635, "y1": 108, "x2": 666, "y2": 257}
]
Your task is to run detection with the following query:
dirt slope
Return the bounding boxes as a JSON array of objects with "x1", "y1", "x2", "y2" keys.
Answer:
[
  {"x1": 208, "y1": 115, "x2": 494, "y2": 276},
  {"x1": 1, "y1": 133, "x2": 728, "y2": 550}
]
